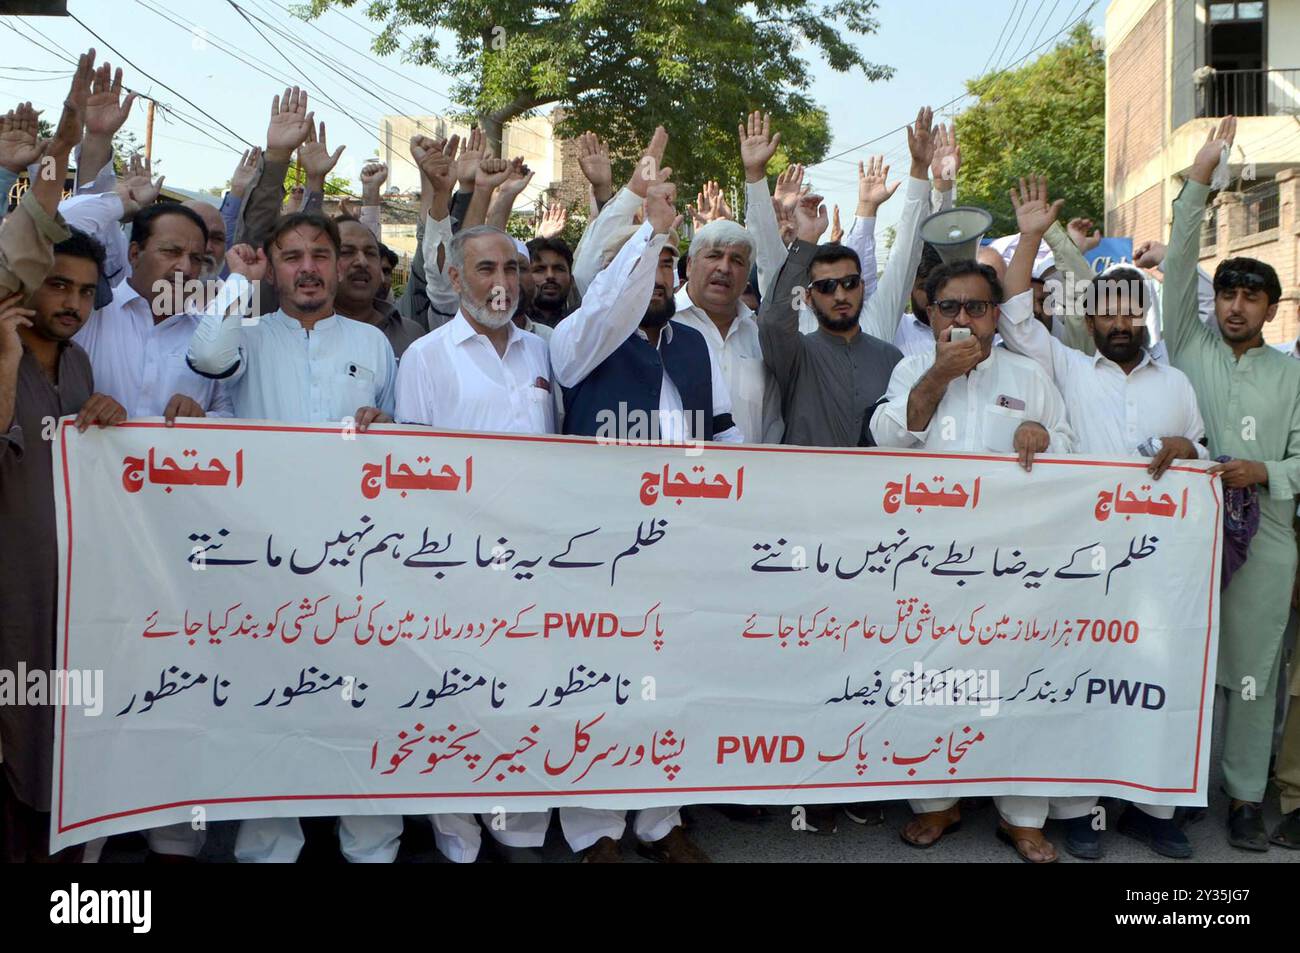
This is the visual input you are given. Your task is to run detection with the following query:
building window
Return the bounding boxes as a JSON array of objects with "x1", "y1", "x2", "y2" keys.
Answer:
[
  {"x1": 1242, "y1": 180, "x2": 1279, "y2": 235},
  {"x1": 1202, "y1": 0, "x2": 1269, "y2": 116}
]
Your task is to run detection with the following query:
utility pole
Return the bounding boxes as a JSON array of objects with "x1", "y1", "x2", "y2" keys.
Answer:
[{"x1": 145, "y1": 99, "x2": 155, "y2": 166}]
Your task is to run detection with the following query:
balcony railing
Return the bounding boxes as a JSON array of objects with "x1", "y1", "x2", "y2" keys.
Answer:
[{"x1": 1198, "y1": 68, "x2": 1300, "y2": 118}]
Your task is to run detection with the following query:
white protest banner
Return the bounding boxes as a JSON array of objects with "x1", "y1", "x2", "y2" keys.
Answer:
[{"x1": 50, "y1": 419, "x2": 1220, "y2": 851}]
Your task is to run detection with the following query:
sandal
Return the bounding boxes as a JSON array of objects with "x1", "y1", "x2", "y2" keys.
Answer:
[
  {"x1": 900, "y1": 805, "x2": 961, "y2": 848},
  {"x1": 997, "y1": 820, "x2": 1058, "y2": 863}
]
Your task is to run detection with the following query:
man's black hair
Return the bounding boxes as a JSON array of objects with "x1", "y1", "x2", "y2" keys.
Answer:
[
  {"x1": 525, "y1": 237, "x2": 573, "y2": 267},
  {"x1": 129, "y1": 201, "x2": 209, "y2": 248},
  {"x1": 924, "y1": 259, "x2": 1003, "y2": 306},
  {"x1": 810, "y1": 242, "x2": 861, "y2": 274},
  {"x1": 1214, "y1": 257, "x2": 1282, "y2": 304},
  {"x1": 263, "y1": 212, "x2": 341, "y2": 259},
  {"x1": 1090, "y1": 266, "x2": 1148, "y2": 314},
  {"x1": 52, "y1": 227, "x2": 107, "y2": 277},
  {"x1": 378, "y1": 242, "x2": 398, "y2": 268}
]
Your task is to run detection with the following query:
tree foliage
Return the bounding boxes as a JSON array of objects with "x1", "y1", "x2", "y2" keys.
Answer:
[
  {"x1": 309, "y1": 0, "x2": 889, "y2": 202},
  {"x1": 954, "y1": 23, "x2": 1104, "y2": 236}
]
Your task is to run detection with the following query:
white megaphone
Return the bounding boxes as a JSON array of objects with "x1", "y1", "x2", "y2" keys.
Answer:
[{"x1": 919, "y1": 206, "x2": 994, "y2": 264}]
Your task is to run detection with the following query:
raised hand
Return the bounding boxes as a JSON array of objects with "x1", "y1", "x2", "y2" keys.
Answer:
[
  {"x1": 0, "y1": 103, "x2": 44, "y2": 173},
  {"x1": 297, "y1": 120, "x2": 344, "y2": 183},
  {"x1": 497, "y1": 157, "x2": 534, "y2": 201},
  {"x1": 47, "y1": 49, "x2": 95, "y2": 157},
  {"x1": 229, "y1": 146, "x2": 261, "y2": 198},
  {"x1": 114, "y1": 152, "x2": 164, "y2": 218},
  {"x1": 84, "y1": 61, "x2": 136, "y2": 139},
  {"x1": 793, "y1": 192, "x2": 828, "y2": 245},
  {"x1": 695, "y1": 180, "x2": 732, "y2": 223},
  {"x1": 773, "y1": 162, "x2": 804, "y2": 217},
  {"x1": 360, "y1": 160, "x2": 388, "y2": 198},
  {"x1": 1010, "y1": 175, "x2": 1064, "y2": 238},
  {"x1": 475, "y1": 155, "x2": 512, "y2": 192},
  {"x1": 1190, "y1": 115, "x2": 1236, "y2": 186},
  {"x1": 1067, "y1": 217, "x2": 1102, "y2": 253},
  {"x1": 576, "y1": 130, "x2": 612, "y2": 196},
  {"x1": 905, "y1": 105, "x2": 936, "y2": 177},
  {"x1": 1133, "y1": 240, "x2": 1167, "y2": 269},
  {"x1": 411, "y1": 134, "x2": 459, "y2": 197},
  {"x1": 455, "y1": 126, "x2": 485, "y2": 190},
  {"x1": 931, "y1": 123, "x2": 961, "y2": 191},
  {"x1": 830, "y1": 205, "x2": 843, "y2": 244},
  {"x1": 739, "y1": 110, "x2": 781, "y2": 183},
  {"x1": 266, "y1": 86, "x2": 313, "y2": 161},
  {"x1": 857, "y1": 154, "x2": 898, "y2": 215},
  {"x1": 644, "y1": 181, "x2": 681, "y2": 236},
  {"x1": 773, "y1": 196, "x2": 796, "y2": 244},
  {"x1": 627, "y1": 125, "x2": 670, "y2": 199},
  {"x1": 225, "y1": 243, "x2": 269, "y2": 282},
  {"x1": 535, "y1": 203, "x2": 567, "y2": 238}
]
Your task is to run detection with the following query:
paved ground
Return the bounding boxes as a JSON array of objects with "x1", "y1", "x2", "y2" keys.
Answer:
[{"x1": 100, "y1": 701, "x2": 1299, "y2": 863}]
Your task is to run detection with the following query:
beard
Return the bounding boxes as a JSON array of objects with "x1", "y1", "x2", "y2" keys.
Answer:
[
  {"x1": 812, "y1": 298, "x2": 862, "y2": 333},
  {"x1": 909, "y1": 295, "x2": 931, "y2": 326},
  {"x1": 463, "y1": 292, "x2": 516, "y2": 330},
  {"x1": 640, "y1": 286, "x2": 675, "y2": 329},
  {"x1": 1095, "y1": 325, "x2": 1148, "y2": 364}
]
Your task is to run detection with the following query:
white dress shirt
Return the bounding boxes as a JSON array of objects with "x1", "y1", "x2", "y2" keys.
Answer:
[
  {"x1": 59, "y1": 191, "x2": 131, "y2": 287},
  {"x1": 188, "y1": 274, "x2": 396, "y2": 422},
  {"x1": 671, "y1": 286, "x2": 783, "y2": 444},
  {"x1": 395, "y1": 312, "x2": 554, "y2": 433},
  {"x1": 871, "y1": 345, "x2": 1075, "y2": 453},
  {"x1": 550, "y1": 221, "x2": 740, "y2": 443},
  {"x1": 997, "y1": 290, "x2": 1207, "y2": 458},
  {"x1": 75, "y1": 281, "x2": 232, "y2": 417}
]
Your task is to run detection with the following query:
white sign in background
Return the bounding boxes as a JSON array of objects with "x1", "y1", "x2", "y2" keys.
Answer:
[{"x1": 50, "y1": 419, "x2": 1221, "y2": 851}]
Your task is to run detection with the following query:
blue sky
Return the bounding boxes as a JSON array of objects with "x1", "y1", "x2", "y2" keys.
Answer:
[{"x1": 0, "y1": 0, "x2": 1105, "y2": 241}]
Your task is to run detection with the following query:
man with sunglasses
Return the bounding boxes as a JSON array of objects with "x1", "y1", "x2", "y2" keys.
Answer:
[
  {"x1": 758, "y1": 194, "x2": 902, "y2": 448},
  {"x1": 1163, "y1": 115, "x2": 1300, "y2": 852},
  {"x1": 869, "y1": 257, "x2": 1073, "y2": 862}
]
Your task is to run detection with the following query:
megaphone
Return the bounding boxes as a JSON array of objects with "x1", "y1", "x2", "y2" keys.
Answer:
[{"x1": 919, "y1": 206, "x2": 994, "y2": 264}]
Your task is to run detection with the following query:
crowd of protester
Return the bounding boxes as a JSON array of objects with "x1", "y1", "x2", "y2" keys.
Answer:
[{"x1": 2, "y1": 50, "x2": 1298, "y2": 864}]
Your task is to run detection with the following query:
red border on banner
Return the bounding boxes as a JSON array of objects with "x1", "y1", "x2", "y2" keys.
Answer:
[{"x1": 55, "y1": 420, "x2": 1222, "y2": 834}]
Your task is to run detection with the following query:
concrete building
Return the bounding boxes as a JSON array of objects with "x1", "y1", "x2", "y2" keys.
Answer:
[{"x1": 1106, "y1": 0, "x2": 1300, "y2": 342}]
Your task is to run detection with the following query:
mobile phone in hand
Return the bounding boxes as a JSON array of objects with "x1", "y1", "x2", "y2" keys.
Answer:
[{"x1": 950, "y1": 327, "x2": 972, "y2": 342}]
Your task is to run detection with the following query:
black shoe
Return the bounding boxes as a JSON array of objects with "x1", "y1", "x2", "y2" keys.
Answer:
[
  {"x1": 1118, "y1": 807, "x2": 1192, "y2": 859},
  {"x1": 1227, "y1": 803, "x2": 1269, "y2": 852},
  {"x1": 842, "y1": 802, "x2": 885, "y2": 826},
  {"x1": 1270, "y1": 809, "x2": 1300, "y2": 850},
  {"x1": 803, "y1": 804, "x2": 837, "y2": 835},
  {"x1": 1060, "y1": 815, "x2": 1102, "y2": 860}
]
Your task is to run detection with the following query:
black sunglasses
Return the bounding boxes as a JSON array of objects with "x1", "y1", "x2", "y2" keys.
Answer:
[
  {"x1": 1215, "y1": 270, "x2": 1268, "y2": 293},
  {"x1": 932, "y1": 299, "x2": 994, "y2": 318},
  {"x1": 808, "y1": 274, "x2": 862, "y2": 295}
]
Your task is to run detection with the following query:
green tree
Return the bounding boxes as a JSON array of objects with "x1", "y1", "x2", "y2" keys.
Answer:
[
  {"x1": 307, "y1": 0, "x2": 888, "y2": 202},
  {"x1": 954, "y1": 23, "x2": 1104, "y2": 236}
]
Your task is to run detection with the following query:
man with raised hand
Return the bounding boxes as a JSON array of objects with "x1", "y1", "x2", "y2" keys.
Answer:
[
  {"x1": 0, "y1": 53, "x2": 129, "y2": 863},
  {"x1": 759, "y1": 191, "x2": 901, "y2": 449},
  {"x1": 550, "y1": 180, "x2": 722, "y2": 861},
  {"x1": 1162, "y1": 115, "x2": 1300, "y2": 852},
  {"x1": 1001, "y1": 174, "x2": 1208, "y2": 860},
  {"x1": 394, "y1": 222, "x2": 553, "y2": 862}
]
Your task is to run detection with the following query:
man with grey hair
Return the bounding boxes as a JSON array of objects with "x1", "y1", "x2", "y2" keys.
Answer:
[
  {"x1": 672, "y1": 218, "x2": 783, "y2": 445},
  {"x1": 395, "y1": 223, "x2": 554, "y2": 862}
]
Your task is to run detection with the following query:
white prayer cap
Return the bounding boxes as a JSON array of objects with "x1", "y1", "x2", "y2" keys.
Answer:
[{"x1": 1032, "y1": 253, "x2": 1057, "y2": 281}]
